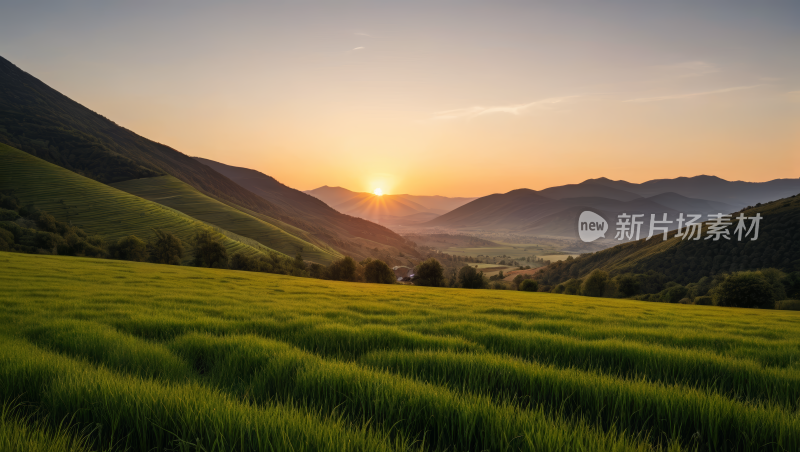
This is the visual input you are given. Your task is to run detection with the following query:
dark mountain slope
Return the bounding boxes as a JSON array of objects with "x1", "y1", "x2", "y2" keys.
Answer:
[
  {"x1": 536, "y1": 193, "x2": 800, "y2": 286},
  {"x1": 194, "y1": 158, "x2": 418, "y2": 257}
]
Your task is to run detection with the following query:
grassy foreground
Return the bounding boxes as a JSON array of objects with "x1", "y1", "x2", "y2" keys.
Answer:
[{"x1": 1, "y1": 252, "x2": 799, "y2": 451}]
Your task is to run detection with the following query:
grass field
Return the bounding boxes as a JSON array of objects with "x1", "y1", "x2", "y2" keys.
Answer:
[
  {"x1": 1, "y1": 252, "x2": 799, "y2": 451},
  {"x1": 112, "y1": 176, "x2": 340, "y2": 265},
  {"x1": 0, "y1": 144, "x2": 287, "y2": 264}
]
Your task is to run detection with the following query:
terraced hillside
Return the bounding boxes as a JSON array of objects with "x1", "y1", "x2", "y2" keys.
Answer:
[
  {"x1": 2, "y1": 251, "x2": 799, "y2": 451},
  {"x1": 112, "y1": 176, "x2": 341, "y2": 265},
  {"x1": 0, "y1": 143, "x2": 284, "y2": 263}
]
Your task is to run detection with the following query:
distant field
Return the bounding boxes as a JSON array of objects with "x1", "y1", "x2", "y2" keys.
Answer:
[
  {"x1": 438, "y1": 241, "x2": 562, "y2": 263},
  {"x1": 538, "y1": 254, "x2": 581, "y2": 262},
  {"x1": 0, "y1": 144, "x2": 281, "y2": 264},
  {"x1": 463, "y1": 262, "x2": 520, "y2": 277},
  {"x1": 2, "y1": 251, "x2": 799, "y2": 451},
  {"x1": 112, "y1": 176, "x2": 340, "y2": 265}
]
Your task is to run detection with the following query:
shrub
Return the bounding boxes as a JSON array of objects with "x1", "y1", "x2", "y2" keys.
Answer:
[
  {"x1": 775, "y1": 300, "x2": 800, "y2": 311},
  {"x1": 490, "y1": 281, "x2": 506, "y2": 290},
  {"x1": 581, "y1": 270, "x2": 608, "y2": 297},
  {"x1": 364, "y1": 259, "x2": 395, "y2": 284},
  {"x1": 713, "y1": 271, "x2": 775, "y2": 309},
  {"x1": 553, "y1": 284, "x2": 565, "y2": 294},
  {"x1": 520, "y1": 279, "x2": 539, "y2": 292},
  {"x1": 678, "y1": 298, "x2": 692, "y2": 304},
  {"x1": 414, "y1": 258, "x2": 445, "y2": 287},
  {"x1": 693, "y1": 296, "x2": 713, "y2": 306},
  {"x1": 148, "y1": 229, "x2": 184, "y2": 265}
]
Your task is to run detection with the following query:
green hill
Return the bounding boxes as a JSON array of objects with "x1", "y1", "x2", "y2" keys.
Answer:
[
  {"x1": 537, "y1": 193, "x2": 800, "y2": 287},
  {"x1": 0, "y1": 143, "x2": 286, "y2": 263},
  {"x1": 111, "y1": 176, "x2": 340, "y2": 265},
  {"x1": 1, "y1": 251, "x2": 799, "y2": 451}
]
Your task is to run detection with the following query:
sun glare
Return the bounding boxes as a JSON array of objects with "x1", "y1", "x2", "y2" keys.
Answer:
[{"x1": 374, "y1": 188, "x2": 383, "y2": 196}]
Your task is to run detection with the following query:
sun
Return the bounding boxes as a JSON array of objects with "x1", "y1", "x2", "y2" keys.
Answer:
[{"x1": 373, "y1": 188, "x2": 383, "y2": 196}]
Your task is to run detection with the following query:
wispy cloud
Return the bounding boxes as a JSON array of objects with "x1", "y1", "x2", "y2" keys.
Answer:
[
  {"x1": 625, "y1": 85, "x2": 759, "y2": 103},
  {"x1": 354, "y1": 32, "x2": 370, "y2": 37},
  {"x1": 430, "y1": 96, "x2": 578, "y2": 120},
  {"x1": 351, "y1": 46, "x2": 365, "y2": 51},
  {"x1": 657, "y1": 61, "x2": 717, "y2": 78}
]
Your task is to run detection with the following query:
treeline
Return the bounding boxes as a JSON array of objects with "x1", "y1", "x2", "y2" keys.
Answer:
[{"x1": 532, "y1": 257, "x2": 800, "y2": 310}]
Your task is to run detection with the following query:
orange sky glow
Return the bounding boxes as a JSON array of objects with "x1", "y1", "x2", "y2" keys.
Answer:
[{"x1": 1, "y1": 1, "x2": 797, "y2": 197}]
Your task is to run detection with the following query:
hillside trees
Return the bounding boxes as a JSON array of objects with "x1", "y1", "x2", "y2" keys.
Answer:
[{"x1": 520, "y1": 279, "x2": 539, "y2": 292}]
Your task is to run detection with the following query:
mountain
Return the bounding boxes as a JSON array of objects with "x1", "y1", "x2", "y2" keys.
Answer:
[
  {"x1": 0, "y1": 55, "x2": 414, "y2": 262},
  {"x1": 538, "y1": 183, "x2": 642, "y2": 202},
  {"x1": 423, "y1": 176, "x2": 800, "y2": 241},
  {"x1": 535, "y1": 192, "x2": 800, "y2": 287},
  {"x1": 584, "y1": 176, "x2": 800, "y2": 208},
  {"x1": 194, "y1": 158, "x2": 418, "y2": 259},
  {"x1": 305, "y1": 186, "x2": 475, "y2": 218}
]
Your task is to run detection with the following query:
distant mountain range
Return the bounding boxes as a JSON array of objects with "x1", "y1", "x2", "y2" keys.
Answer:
[
  {"x1": 305, "y1": 186, "x2": 475, "y2": 226},
  {"x1": 423, "y1": 178, "x2": 800, "y2": 241}
]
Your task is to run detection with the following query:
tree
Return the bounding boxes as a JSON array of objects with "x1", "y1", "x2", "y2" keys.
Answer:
[
  {"x1": 520, "y1": 279, "x2": 539, "y2": 292},
  {"x1": 365, "y1": 259, "x2": 396, "y2": 284},
  {"x1": 512, "y1": 274, "x2": 525, "y2": 290},
  {"x1": 581, "y1": 270, "x2": 609, "y2": 297},
  {"x1": 712, "y1": 271, "x2": 775, "y2": 308},
  {"x1": 414, "y1": 258, "x2": 445, "y2": 287},
  {"x1": 110, "y1": 235, "x2": 148, "y2": 262},
  {"x1": 191, "y1": 230, "x2": 228, "y2": 268},
  {"x1": 458, "y1": 265, "x2": 487, "y2": 289},
  {"x1": 327, "y1": 256, "x2": 359, "y2": 281},
  {"x1": 148, "y1": 229, "x2": 184, "y2": 265}
]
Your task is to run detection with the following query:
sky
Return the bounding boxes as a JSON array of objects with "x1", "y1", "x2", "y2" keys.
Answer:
[{"x1": 1, "y1": 0, "x2": 798, "y2": 197}]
